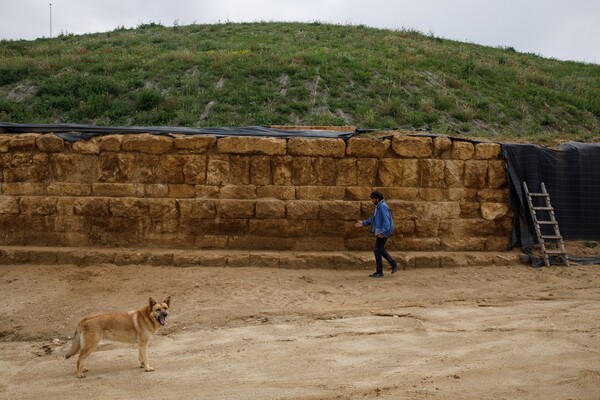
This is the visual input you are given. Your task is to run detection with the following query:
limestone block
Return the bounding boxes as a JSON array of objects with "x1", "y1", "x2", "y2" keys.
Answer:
[
  {"x1": 413, "y1": 255, "x2": 441, "y2": 268},
  {"x1": 181, "y1": 155, "x2": 207, "y2": 184},
  {"x1": 0, "y1": 197, "x2": 19, "y2": 214},
  {"x1": 451, "y1": 141, "x2": 474, "y2": 160},
  {"x1": 217, "y1": 136, "x2": 286, "y2": 155},
  {"x1": 420, "y1": 159, "x2": 445, "y2": 188},
  {"x1": 109, "y1": 198, "x2": 177, "y2": 218},
  {"x1": 477, "y1": 188, "x2": 509, "y2": 202},
  {"x1": 271, "y1": 156, "x2": 293, "y2": 185},
  {"x1": 121, "y1": 133, "x2": 173, "y2": 154},
  {"x1": 320, "y1": 200, "x2": 360, "y2": 220},
  {"x1": 3, "y1": 153, "x2": 49, "y2": 183},
  {"x1": 313, "y1": 157, "x2": 336, "y2": 185},
  {"x1": 296, "y1": 186, "x2": 345, "y2": 200},
  {"x1": 168, "y1": 184, "x2": 196, "y2": 198},
  {"x1": 1, "y1": 182, "x2": 47, "y2": 195},
  {"x1": 248, "y1": 219, "x2": 307, "y2": 237},
  {"x1": 481, "y1": 202, "x2": 510, "y2": 220},
  {"x1": 218, "y1": 184, "x2": 257, "y2": 199},
  {"x1": 386, "y1": 200, "x2": 414, "y2": 220},
  {"x1": 229, "y1": 236, "x2": 293, "y2": 251},
  {"x1": 217, "y1": 199, "x2": 255, "y2": 218},
  {"x1": 291, "y1": 157, "x2": 315, "y2": 186},
  {"x1": 381, "y1": 188, "x2": 419, "y2": 201},
  {"x1": 250, "y1": 156, "x2": 271, "y2": 186},
  {"x1": 47, "y1": 183, "x2": 92, "y2": 196},
  {"x1": 488, "y1": 160, "x2": 507, "y2": 189},
  {"x1": 400, "y1": 237, "x2": 441, "y2": 251},
  {"x1": 459, "y1": 202, "x2": 480, "y2": 218},
  {"x1": 475, "y1": 142, "x2": 501, "y2": 159},
  {"x1": 174, "y1": 135, "x2": 217, "y2": 152},
  {"x1": 485, "y1": 236, "x2": 511, "y2": 251},
  {"x1": 73, "y1": 198, "x2": 110, "y2": 216},
  {"x1": 0, "y1": 136, "x2": 10, "y2": 152},
  {"x1": 391, "y1": 136, "x2": 433, "y2": 158},
  {"x1": 206, "y1": 155, "x2": 229, "y2": 185},
  {"x1": 50, "y1": 154, "x2": 95, "y2": 183},
  {"x1": 356, "y1": 159, "x2": 378, "y2": 186},
  {"x1": 256, "y1": 185, "x2": 295, "y2": 200},
  {"x1": 345, "y1": 187, "x2": 372, "y2": 201},
  {"x1": 96, "y1": 135, "x2": 122, "y2": 152},
  {"x1": 415, "y1": 218, "x2": 440, "y2": 237},
  {"x1": 73, "y1": 140, "x2": 100, "y2": 155},
  {"x1": 178, "y1": 199, "x2": 217, "y2": 219},
  {"x1": 395, "y1": 219, "x2": 415, "y2": 234},
  {"x1": 160, "y1": 155, "x2": 185, "y2": 184},
  {"x1": 288, "y1": 137, "x2": 346, "y2": 158},
  {"x1": 444, "y1": 160, "x2": 464, "y2": 188},
  {"x1": 439, "y1": 219, "x2": 498, "y2": 236},
  {"x1": 433, "y1": 135, "x2": 452, "y2": 158},
  {"x1": 193, "y1": 235, "x2": 228, "y2": 249},
  {"x1": 146, "y1": 199, "x2": 179, "y2": 218},
  {"x1": 97, "y1": 153, "x2": 136, "y2": 183},
  {"x1": 92, "y1": 183, "x2": 141, "y2": 197},
  {"x1": 464, "y1": 160, "x2": 488, "y2": 188},
  {"x1": 134, "y1": 154, "x2": 161, "y2": 183},
  {"x1": 286, "y1": 200, "x2": 320, "y2": 219},
  {"x1": 448, "y1": 188, "x2": 477, "y2": 201},
  {"x1": 401, "y1": 159, "x2": 420, "y2": 187},
  {"x1": 9, "y1": 134, "x2": 38, "y2": 152},
  {"x1": 414, "y1": 202, "x2": 461, "y2": 219},
  {"x1": 256, "y1": 199, "x2": 286, "y2": 219},
  {"x1": 378, "y1": 159, "x2": 403, "y2": 186},
  {"x1": 19, "y1": 196, "x2": 57, "y2": 215},
  {"x1": 418, "y1": 188, "x2": 445, "y2": 201},
  {"x1": 195, "y1": 185, "x2": 220, "y2": 198},
  {"x1": 290, "y1": 237, "x2": 346, "y2": 252},
  {"x1": 36, "y1": 134, "x2": 64, "y2": 152},
  {"x1": 441, "y1": 237, "x2": 486, "y2": 251},
  {"x1": 145, "y1": 184, "x2": 169, "y2": 198},
  {"x1": 229, "y1": 155, "x2": 251, "y2": 185},
  {"x1": 346, "y1": 137, "x2": 390, "y2": 158},
  {"x1": 335, "y1": 158, "x2": 357, "y2": 186}
]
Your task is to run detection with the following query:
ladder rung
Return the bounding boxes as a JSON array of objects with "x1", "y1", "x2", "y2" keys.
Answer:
[
  {"x1": 541, "y1": 235, "x2": 563, "y2": 239},
  {"x1": 533, "y1": 207, "x2": 553, "y2": 211},
  {"x1": 545, "y1": 250, "x2": 567, "y2": 255},
  {"x1": 529, "y1": 193, "x2": 549, "y2": 197},
  {"x1": 537, "y1": 221, "x2": 557, "y2": 225}
]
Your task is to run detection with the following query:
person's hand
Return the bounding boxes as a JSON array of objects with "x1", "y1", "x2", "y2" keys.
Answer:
[
  {"x1": 354, "y1": 220, "x2": 363, "y2": 228},
  {"x1": 376, "y1": 233, "x2": 384, "y2": 238}
]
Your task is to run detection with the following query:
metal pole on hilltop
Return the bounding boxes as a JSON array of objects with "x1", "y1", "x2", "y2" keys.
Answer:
[{"x1": 49, "y1": 3, "x2": 53, "y2": 38}]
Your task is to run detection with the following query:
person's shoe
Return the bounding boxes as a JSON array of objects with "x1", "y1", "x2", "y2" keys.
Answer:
[
  {"x1": 391, "y1": 262, "x2": 399, "y2": 274},
  {"x1": 369, "y1": 273, "x2": 384, "y2": 278}
]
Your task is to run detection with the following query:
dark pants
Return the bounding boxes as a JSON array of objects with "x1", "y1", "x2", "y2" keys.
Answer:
[{"x1": 374, "y1": 236, "x2": 396, "y2": 274}]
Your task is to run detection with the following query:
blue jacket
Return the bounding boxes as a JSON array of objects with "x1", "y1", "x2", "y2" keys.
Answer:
[{"x1": 362, "y1": 200, "x2": 395, "y2": 237}]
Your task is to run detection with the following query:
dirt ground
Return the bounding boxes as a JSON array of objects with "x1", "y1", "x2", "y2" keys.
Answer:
[{"x1": 1, "y1": 253, "x2": 600, "y2": 399}]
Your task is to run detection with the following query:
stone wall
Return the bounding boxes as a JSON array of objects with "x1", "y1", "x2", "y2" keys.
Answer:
[{"x1": 0, "y1": 133, "x2": 511, "y2": 252}]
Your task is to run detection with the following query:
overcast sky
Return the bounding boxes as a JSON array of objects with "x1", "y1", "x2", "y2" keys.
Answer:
[{"x1": 1, "y1": 0, "x2": 598, "y2": 64}]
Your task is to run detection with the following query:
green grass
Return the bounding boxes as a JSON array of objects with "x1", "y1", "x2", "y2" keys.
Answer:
[{"x1": 0, "y1": 21, "x2": 598, "y2": 143}]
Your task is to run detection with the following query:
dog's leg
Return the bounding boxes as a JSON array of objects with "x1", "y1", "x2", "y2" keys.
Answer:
[
  {"x1": 76, "y1": 333, "x2": 99, "y2": 378},
  {"x1": 138, "y1": 337, "x2": 154, "y2": 372}
]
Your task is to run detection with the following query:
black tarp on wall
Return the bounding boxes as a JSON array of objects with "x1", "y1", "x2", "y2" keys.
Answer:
[{"x1": 502, "y1": 142, "x2": 600, "y2": 254}]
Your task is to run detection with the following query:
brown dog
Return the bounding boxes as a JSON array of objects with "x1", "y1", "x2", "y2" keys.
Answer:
[{"x1": 65, "y1": 296, "x2": 171, "y2": 378}]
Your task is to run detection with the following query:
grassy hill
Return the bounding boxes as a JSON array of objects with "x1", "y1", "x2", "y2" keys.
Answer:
[{"x1": 0, "y1": 22, "x2": 598, "y2": 144}]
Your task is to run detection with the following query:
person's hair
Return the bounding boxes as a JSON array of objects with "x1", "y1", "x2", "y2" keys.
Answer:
[{"x1": 370, "y1": 191, "x2": 384, "y2": 201}]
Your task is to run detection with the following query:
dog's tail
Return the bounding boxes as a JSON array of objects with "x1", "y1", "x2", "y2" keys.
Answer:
[{"x1": 65, "y1": 330, "x2": 81, "y2": 359}]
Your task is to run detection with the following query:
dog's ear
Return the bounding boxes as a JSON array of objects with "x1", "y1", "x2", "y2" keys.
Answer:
[
  {"x1": 149, "y1": 297, "x2": 156, "y2": 309},
  {"x1": 163, "y1": 296, "x2": 171, "y2": 307}
]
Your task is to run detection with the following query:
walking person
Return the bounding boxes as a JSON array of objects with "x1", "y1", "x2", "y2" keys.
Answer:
[{"x1": 354, "y1": 191, "x2": 398, "y2": 278}]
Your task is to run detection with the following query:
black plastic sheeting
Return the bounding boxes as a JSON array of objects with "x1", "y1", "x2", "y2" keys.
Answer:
[
  {"x1": 0, "y1": 122, "x2": 356, "y2": 141},
  {"x1": 502, "y1": 142, "x2": 600, "y2": 266}
]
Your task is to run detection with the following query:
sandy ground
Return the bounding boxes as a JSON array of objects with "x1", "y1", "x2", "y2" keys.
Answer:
[{"x1": 1, "y1": 257, "x2": 600, "y2": 400}]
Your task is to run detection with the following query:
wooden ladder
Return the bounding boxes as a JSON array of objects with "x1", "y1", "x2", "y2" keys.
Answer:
[{"x1": 522, "y1": 182, "x2": 569, "y2": 267}]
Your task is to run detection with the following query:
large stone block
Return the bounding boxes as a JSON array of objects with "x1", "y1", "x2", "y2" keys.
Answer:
[
  {"x1": 313, "y1": 157, "x2": 336, "y2": 185},
  {"x1": 475, "y1": 142, "x2": 501, "y2": 159},
  {"x1": 47, "y1": 183, "x2": 92, "y2": 196},
  {"x1": 288, "y1": 137, "x2": 346, "y2": 157},
  {"x1": 345, "y1": 186, "x2": 372, "y2": 201},
  {"x1": 181, "y1": 155, "x2": 207, "y2": 184},
  {"x1": 420, "y1": 159, "x2": 445, "y2": 188},
  {"x1": 9, "y1": 134, "x2": 38, "y2": 152},
  {"x1": 391, "y1": 136, "x2": 433, "y2": 158},
  {"x1": 401, "y1": 159, "x2": 419, "y2": 187},
  {"x1": 346, "y1": 137, "x2": 390, "y2": 158},
  {"x1": 217, "y1": 136, "x2": 286, "y2": 155},
  {"x1": 1, "y1": 182, "x2": 47, "y2": 195},
  {"x1": 250, "y1": 156, "x2": 271, "y2": 185},
  {"x1": 168, "y1": 184, "x2": 196, "y2": 198},
  {"x1": 248, "y1": 219, "x2": 307, "y2": 237},
  {"x1": 109, "y1": 198, "x2": 178, "y2": 218},
  {"x1": 72, "y1": 140, "x2": 100, "y2": 155},
  {"x1": 73, "y1": 197, "x2": 110, "y2": 216},
  {"x1": 414, "y1": 202, "x2": 461, "y2": 219},
  {"x1": 206, "y1": 155, "x2": 230, "y2": 185},
  {"x1": 441, "y1": 237, "x2": 486, "y2": 251},
  {"x1": 178, "y1": 199, "x2": 217, "y2": 219},
  {"x1": 271, "y1": 156, "x2": 293, "y2": 185},
  {"x1": 0, "y1": 197, "x2": 19, "y2": 214},
  {"x1": 418, "y1": 188, "x2": 445, "y2": 201},
  {"x1": 444, "y1": 160, "x2": 464, "y2": 188},
  {"x1": 451, "y1": 141, "x2": 474, "y2": 160},
  {"x1": 36, "y1": 134, "x2": 64, "y2": 152},
  {"x1": 218, "y1": 184, "x2": 257, "y2": 199},
  {"x1": 481, "y1": 202, "x2": 510, "y2": 220},
  {"x1": 488, "y1": 160, "x2": 507, "y2": 189},
  {"x1": 433, "y1": 135, "x2": 452, "y2": 158},
  {"x1": 255, "y1": 199, "x2": 286, "y2": 219},
  {"x1": 415, "y1": 218, "x2": 440, "y2": 237},
  {"x1": 96, "y1": 135, "x2": 123, "y2": 152},
  {"x1": 19, "y1": 196, "x2": 57, "y2": 215},
  {"x1": 50, "y1": 154, "x2": 96, "y2": 183},
  {"x1": 174, "y1": 135, "x2": 217, "y2": 152},
  {"x1": 291, "y1": 157, "x2": 315, "y2": 186},
  {"x1": 320, "y1": 200, "x2": 360, "y2": 220},
  {"x1": 217, "y1": 199, "x2": 255, "y2": 218},
  {"x1": 378, "y1": 159, "x2": 403, "y2": 186},
  {"x1": 3, "y1": 153, "x2": 49, "y2": 183},
  {"x1": 93, "y1": 183, "x2": 142, "y2": 197},
  {"x1": 121, "y1": 133, "x2": 173, "y2": 154},
  {"x1": 381, "y1": 188, "x2": 419, "y2": 201},
  {"x1": 97, "y1": 153, "x2": 136, "y2": 182},
  {"x1": 229, "y1": 155, "x2": 251, "y2": 185},
  {"x1": 256, "y1": 185, "x2": 295, "y2": 200},
  {"x1": 463, "y1": 160, "x2": 488, "y2": 188},
  {"x1": 356, "y1": 159, "x2": 378, "y2": 186},
  {"x1": 296, "y1": 186, "x2": 345, "y2": 200},
  {"x1": 286, "y1": 200, "x2": 320, "y2": 219}
]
